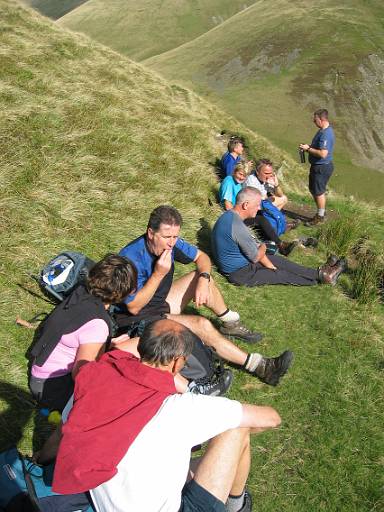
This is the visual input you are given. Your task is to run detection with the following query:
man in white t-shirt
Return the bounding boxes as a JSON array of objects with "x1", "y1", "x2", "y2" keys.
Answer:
[{"x1": 54, "y1": 319, "x2": 281, "y2": 512}]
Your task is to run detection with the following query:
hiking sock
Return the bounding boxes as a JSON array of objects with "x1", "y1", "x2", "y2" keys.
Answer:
[
  {"x1": 317, "y1": 208, "x2": 325, "y2": 217},
  {"x1": 218, "y1": 309, "x2": 240, "y2": 324},
  {"x1": 243, "y1": 353, "x2": 262, "y2": 372},
  {"x1": 226, "y1": 490, "x2": 245, "y2": 512}
]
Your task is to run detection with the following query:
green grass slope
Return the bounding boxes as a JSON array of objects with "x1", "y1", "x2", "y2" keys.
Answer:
[
  {"x1": 0, "y1": 2, "x2": 383, "y2": 511},
  {"x1": 146, "y1": 0, "x2": 384, "y2": 204},
  {"x1": 22, "y1": 0, "x2": 88, "y2": 19},
  {"x1": 58, "y1": 0, "x2": 254, "y2": 61}
]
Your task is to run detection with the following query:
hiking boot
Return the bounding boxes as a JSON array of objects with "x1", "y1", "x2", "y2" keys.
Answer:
[
  {"x1": 219, "y1": 321, "x2": 263, "y2": 344},
  {"x1": 304, "y1": 214, "x2": 325, "y2": 227},
  {"x1": 278, "y1": 240, "x2": 298, "y2": 256},
  {"x1": 190, "y1": 369, "x2": 233, "y2": 397},
  {"x1": 300, "y1": 236, "x2": 318, "y2": 248},
  {"x1": 285, "y1": 219, "x2": 301, "y2": 232},
  {"x1": 250, "y1": 351, "x2": 294, "y2": 386},
  {"x1": 318, "y1": 258, "x2": 348, "y2": 285},
  {"x1": 238, "y1": 490, "x2": 253, "y2": 512}
]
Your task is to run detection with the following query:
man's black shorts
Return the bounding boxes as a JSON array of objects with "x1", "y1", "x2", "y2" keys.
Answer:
[
  {"x1": 179, "y1": 480, "x2": 226, "y2": 512},
  {"x1": 309, "y1": 162, "x2": 334, "y2": 196}
]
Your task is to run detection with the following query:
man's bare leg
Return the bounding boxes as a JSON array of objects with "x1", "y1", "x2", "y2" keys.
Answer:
[
  {"x1": 192, "y1": 427, "x2": 251, "y2": 504},
  {"x1": 166, "y1": 272, "x2": 263, "y2": 344},
  {"x1": 166, "y1": 271, "x2": 227, "y2": 316},
  {"x1": 314, "y1": 193, "x2": 326, "y2": 211},
  {"x1": 167, "y1": 314, "x2": 249, "y2": 366}
]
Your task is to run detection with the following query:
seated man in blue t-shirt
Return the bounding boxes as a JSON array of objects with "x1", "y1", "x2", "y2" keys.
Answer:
[
  {"x1": 220, "y1": 137, "x2": 253, "y2": 177},
  {"x1": 219, "y1": 163, "x2": 247, "y2": 209},
  {"x1": 299, "y1": 108, "x2": 335, "y2": 225},
  {"x1": 114, "y1": 205, "x2": 293, "y2": 388}
]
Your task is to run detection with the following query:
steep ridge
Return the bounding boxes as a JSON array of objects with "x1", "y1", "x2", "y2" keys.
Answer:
[
  {"x1": 58, "y1": 0, "x2": 255, "y2": 61},
  {"x1": 22, "y1": 0, "x2": 88, "y2": 19},
  {"x1": 145, "y1": 0, "x2": 384, "y2": 202}
]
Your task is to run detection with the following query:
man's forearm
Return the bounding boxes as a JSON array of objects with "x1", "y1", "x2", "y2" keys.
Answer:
[
  {"x1": 308, "y1": 147, "x2": 328, "y2": 159},
  {"x1": 194, "y1": 251, "x2": 212, "y2": 275},
  {"x1": 126, "y1": 273, "x2": 163, "y2": 315}
]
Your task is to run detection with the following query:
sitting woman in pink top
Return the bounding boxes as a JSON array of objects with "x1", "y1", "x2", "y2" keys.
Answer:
[{"x1": 29, "y1": 254, "x2": 137, "y2": 412}]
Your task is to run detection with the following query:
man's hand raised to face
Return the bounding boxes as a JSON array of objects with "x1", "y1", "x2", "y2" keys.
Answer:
[{"x1": 154, "y1": 249, "x2": 173, "y2": 278}]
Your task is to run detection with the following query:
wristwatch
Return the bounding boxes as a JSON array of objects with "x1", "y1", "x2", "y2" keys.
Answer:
[{"x1": 198, "y1": 272, "x2": 211, "y2": 282}]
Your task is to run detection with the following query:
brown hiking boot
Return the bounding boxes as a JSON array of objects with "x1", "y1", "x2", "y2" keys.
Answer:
[
  {"x1": 250, "y1": 351, "x2": 294, "y2": 386},
  {"x1": 285, "y1": 219, "x2": 301, "y2": 232},
  {"x1": 318, "y1": 258, "x2": 348, "y2": 285},
  {"x1": 305, "y1": 214, "x2": 325, "y2": 227},
  {"x1": 278, "y1": 240, "x2": 298, "y2": 256}
]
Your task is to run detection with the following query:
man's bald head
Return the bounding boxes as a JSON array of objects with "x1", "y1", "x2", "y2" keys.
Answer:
[
  {"x1": 235, "y1": 187, "x2": 261, "y2": 206},
  {"x1": 138, "y1": 319, "x2": 195, "y2": 366}
]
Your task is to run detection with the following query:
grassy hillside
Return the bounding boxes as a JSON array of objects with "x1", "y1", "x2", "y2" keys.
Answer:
[
  {"x1": 0, "y1": 1, "x2": 383, "y2": 511},
  {"x1": 145, "y1": 0, "x2": 384, "y2": 204},
  {"x1": 58, "y1": 0, "x2": 254, "y2": 61},
  {"x1": 22, "y1": 0, "x2": 88, "y2": 19}
]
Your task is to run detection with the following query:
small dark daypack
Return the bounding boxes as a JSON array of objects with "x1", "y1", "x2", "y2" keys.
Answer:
[
  {"x1": 261, "y1": 199, "x2": 287, "y2": 236},
  {"x1": 0, "y1": 447, "x2": 94, "y2": 512},
  {"x1": 36, "y1": 252, "x2": 95, "y2": 303}
]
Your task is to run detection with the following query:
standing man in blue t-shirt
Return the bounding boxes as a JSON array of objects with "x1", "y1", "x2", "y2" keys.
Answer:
[{"x1": 299, "y1": 109, "x2": 335, "y2": 225}]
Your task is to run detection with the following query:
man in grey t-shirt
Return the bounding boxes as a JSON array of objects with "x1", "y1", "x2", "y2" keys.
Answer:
[{"x1": 212, "y1": 188, "x2": 345, "y2": 287}]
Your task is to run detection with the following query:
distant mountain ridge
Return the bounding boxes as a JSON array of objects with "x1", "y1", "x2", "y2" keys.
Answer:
[
  {"x1": 58, "y1": 0, "x2": 384, "y2": 202},
  {"x1": 58, "y1": 0, "x2": 255, "y2": 61},
  {"x1": 146, "y1": 0, "x2": 384, "y2": 174}
]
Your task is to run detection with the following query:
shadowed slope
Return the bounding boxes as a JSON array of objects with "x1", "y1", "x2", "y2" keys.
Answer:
[
  {"x1": 58, "y1": 0, "x2": 255, "y2": 61},
  {"x1": 22, "y1": 0, "x2": 88, "y2": 19}
]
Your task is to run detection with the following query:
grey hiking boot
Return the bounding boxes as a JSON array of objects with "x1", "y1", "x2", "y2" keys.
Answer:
[
  {"x1": 251, "y1": 351, "x2": 294, "y2": 386},
  {"x1": 189, "y1": 369, "x2": 233, "y2": 397},
  {"x1": 299, "y1": 236, "x2": 318, "y2": 248},
  {"x1": 219, "y1": 321, "x2": 263, "y2": 344},
  {"x1": 239, "y1": 490, "x2": 253, "y2": 512}
]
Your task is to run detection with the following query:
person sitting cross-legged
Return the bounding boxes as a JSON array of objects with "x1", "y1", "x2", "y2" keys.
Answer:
[
  {"x1": 52, "y1": 319, "x2": 282, "y2": 512},
  {"x1": 113, "y1": 205, "x2": 293, "y2": 388},
  {"x1": 212, "y1": 187, "x2": 347, "y2": 287}
]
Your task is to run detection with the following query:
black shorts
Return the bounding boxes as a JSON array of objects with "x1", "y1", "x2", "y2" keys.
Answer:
[
  {"x1": 309, "y1": 162, "x2": 334, "y2": 196},
  {"x1": 29, "y1": 373, "x2": 74, "y2": 412},
  {"x1": 179, "y1": 480, "x2": 226, "y2": 512}
]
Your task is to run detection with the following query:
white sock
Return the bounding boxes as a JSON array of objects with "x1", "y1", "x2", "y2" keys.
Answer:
[
  {"x1": 219, "y1": 310, "x2": 240, "y2": 323},
  {"x1": 318, "y1": 208, "x2": 325, "y2": 217},
  {"x1": 244, "y1": 353, "x2": 262, "y2": 372},
  {"x1": 226, "y1": 490, "x2": 245, "y2": 512}
]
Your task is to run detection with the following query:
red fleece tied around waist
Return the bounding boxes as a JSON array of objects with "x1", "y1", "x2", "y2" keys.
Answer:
[{"x1": 52, "y1": 350, "x2": 176, "y2": 494}]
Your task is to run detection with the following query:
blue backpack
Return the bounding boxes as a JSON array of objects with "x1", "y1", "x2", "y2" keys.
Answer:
[
  {"x1": 261, "y1": 199, "x2": 287, "y2": 236},
  {"x1": 0, "y1": 447, "x2": 94, "y2": 512}
]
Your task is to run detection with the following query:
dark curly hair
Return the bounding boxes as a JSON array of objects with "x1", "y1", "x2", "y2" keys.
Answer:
[{"x1": 87, "y1": 254, "x2": 137, "y2": 304}]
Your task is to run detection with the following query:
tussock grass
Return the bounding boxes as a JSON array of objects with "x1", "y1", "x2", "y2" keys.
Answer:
[
  {"x1": 317, "y1": 214, "x2": 363, "y2": 257},
  {"x1": 0, "y1": 2, "x2": 383, "y2": 510},
  {"x1": 351, "y1": 242, "x2": 384, "y2": 305}
]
